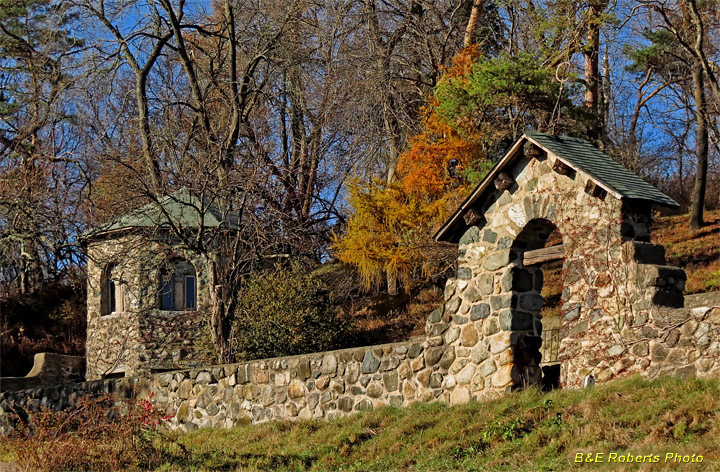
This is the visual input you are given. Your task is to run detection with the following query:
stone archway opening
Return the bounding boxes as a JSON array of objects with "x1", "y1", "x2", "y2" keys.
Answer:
[{"x1": 510, "y1": 218, "x2": 565, "y2": 390}]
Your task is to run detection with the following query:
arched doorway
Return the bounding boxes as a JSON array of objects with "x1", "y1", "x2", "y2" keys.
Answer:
[{"x1": 510, "y1": 218, "x2": 564, "y2": 389}]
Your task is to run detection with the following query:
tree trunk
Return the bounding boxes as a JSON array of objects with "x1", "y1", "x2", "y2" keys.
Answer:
[
  {"x1": 583, "y1": 2, "x2": 603, "y2": 141},
  {"x1": 387, "y1": 268, "x2": 399, "y2": 296},
  {"x1": 463, "y1": 0, "x2": 484, "y2": 48},
  {"x1": 135, "y1": 74, "x2": 163, "y2": 195},
  {"x1": 363, "y1": 0, "x2": 407, "y2": 184},
  {"x1": 208, "y1": 258, "x2": 233, "y2": 363},
  {"x1": 689, "y1": 63, "x2": 708, "y2": 232}
]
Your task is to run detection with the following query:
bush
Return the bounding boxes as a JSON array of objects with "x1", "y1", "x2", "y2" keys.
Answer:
[
  {"x1": 232, "y1": 264, "x2": 349, "y2": 361},
  {"x1": 2, "y1": 393, "x2": 180, "y2": 471}
]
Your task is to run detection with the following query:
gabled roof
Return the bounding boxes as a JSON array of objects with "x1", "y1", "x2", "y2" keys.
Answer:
[
  {"x1": 84, "y1": 189, "x2": 241, "y2": 240},
  {"x1": 525, "y1": 132, "x2": 679, "y2": 207},
  {"x1": 434, "y1": 132, "x2": 679, "y2": 243}
]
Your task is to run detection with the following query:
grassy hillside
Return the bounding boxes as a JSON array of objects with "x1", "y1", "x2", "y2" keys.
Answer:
[
  {"x1": 653, "y1": 210, "x2": 720, "y2": 294},
  {"x1": 3, "y1": 375, "x2": 719, "y2": 471},
  {"x1": 159, "y1": 376, "x2": 720, "y2": 472}
]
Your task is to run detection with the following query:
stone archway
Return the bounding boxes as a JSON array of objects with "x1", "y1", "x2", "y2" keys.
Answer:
[{"x1": 508, "y1": 218, "x2": 565, "y2": 389}]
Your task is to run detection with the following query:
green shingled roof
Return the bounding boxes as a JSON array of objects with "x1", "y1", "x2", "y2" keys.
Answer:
[
  {"x1": 526, "y1": 132, "x2": 679, "y2": 208},
  {"x1": 434, "y1": 132, "x2": 679, "y2": 242},
  {"x1": 85, "y1": 189, "x2": 241, "y2": 239}
]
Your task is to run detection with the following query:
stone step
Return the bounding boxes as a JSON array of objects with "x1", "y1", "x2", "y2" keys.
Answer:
[
  {"x1": 624, "y1": 241, "x2": 666, "y2": 265},
  {"x1": 684, "y1": 290, "x2": 720, "y2": 308}
]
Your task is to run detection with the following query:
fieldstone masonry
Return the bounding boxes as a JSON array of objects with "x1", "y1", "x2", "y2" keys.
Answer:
[
  {"x1": 433, "y1": 133, "x2": 700, "y2": 391},
  {"x1": 2, "y1": 340, "x2": 467, "y2": 433},
  {"x1": 3, "y1": 305, "x2": 720, "y2": 434},
  {"x1": 85, "y1": 234, "x2": 212, "y2": 380},
  {"x1": 2, "y1": 133, "x2": 719, "y2": 433}
]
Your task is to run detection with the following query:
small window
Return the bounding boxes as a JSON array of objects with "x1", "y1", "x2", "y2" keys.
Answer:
[
  {"x1": 101, "y1": 264, "x2": 126, "y2": 316},
  {"x1": 185, "y1": 275, "x2": 196, "y2": 310},
  {"x1": 159, "y1": 259, "x2": 197, "y2": 311},
  {"x1": 108, "y1": 279, "x2": 116, "y2": 311},
  {"x1": 160, "y1": 279, "x2": 173, "y2": 310}
]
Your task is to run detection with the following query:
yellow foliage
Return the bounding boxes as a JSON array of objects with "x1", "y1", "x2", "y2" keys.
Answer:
[
  {"x1": 398, "y1": 105, "x2": 480, "y2": 198},
  {"x1": 334, "y1": 46, "x2": 490, "y2": 290},
  {"x1": 333, "y1": 178, "x2": 453, "y2": 289}
]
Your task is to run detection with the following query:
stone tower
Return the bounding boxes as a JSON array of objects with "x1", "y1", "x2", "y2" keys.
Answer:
[{"x1": 83, "y1": 191, "x2": 240, "y2": 380}]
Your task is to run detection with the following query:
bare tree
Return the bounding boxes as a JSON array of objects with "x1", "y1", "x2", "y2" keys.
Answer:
[
  {"x1": 77, "y1": 0, "x2": 436, "y2": 356},
  {"x1": 0, "y1": 0, "x2": 88, "y2": 294},
  {"x1": 464, "y1": 0, "x2": 484, "y2": 47},
  {"x1": 636, "y1": 0, "x2": 719, "y2": 230}
]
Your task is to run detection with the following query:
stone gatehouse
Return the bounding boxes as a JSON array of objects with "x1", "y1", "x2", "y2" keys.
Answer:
[
  {"x1": 83, "y1": 191, "x2": 240, "y2": 380},
  {"x1": 432, "y1": 131, "x2": 689, "y2": 392}
]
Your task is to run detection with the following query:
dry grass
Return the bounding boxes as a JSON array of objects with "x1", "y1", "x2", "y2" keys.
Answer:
[
  {"x1": 685, "y1": 259, "x2": 720, "y2": 294},
  {"x1": 652, "y1": 210, "x2": 720, "y2": 294},
  {"x1": 2, "y1": 375, "x2": 712, "y2": 471},
  {"x1": 313, "y1": 262, "x2": 444, "y2": 345},
  {"x1": 170, "y1": 375, "x2": 720, "y2": 471},
  {"x1": 340, "y1": 286, "x2": 442, "y2": 345},
  {"x1": 653, "y1": 210, "x2": 720, "y2": 262},
  {"x1": 0, "y1": 394, "x2": 178, "y2": 472}
]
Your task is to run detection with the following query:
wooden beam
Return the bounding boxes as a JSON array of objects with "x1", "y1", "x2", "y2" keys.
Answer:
[
  {"x1": 523, "y1": 244, "x2": 564, "y2": 266},
  {"x1": 552, "y1": 159, "x2": 573, "y2": 176},
  {"x1": 584, "y1": 180, "x2": 607, "y2": 199},
  {"x1": 523, "y1": 142, "x2": 546, "y2": 159},
  {"x1": 494, "y1": 172, "x2": 515, "y2": 190},
  {"x1": 463, "y1": 208, "x2": 483, "y2": 226},
  {"x1": 435, "y1": 137, "x2": 526, "y2": 242}
]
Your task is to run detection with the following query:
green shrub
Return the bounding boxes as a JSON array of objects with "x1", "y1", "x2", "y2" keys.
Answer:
[{"x1": 232, "y1": 264, "x2": 349, "y2": 361}]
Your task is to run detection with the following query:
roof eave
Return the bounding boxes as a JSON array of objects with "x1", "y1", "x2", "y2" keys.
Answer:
[
  {"x1": 434, "y1": 133, "x2": 680, "y2": 243},
  {"x1": 434, "y1": 136, "x2": 528, "y2": 243},
  {"x1": 526, "y1": 132, "x2": 680, "y2": 209},
  {"x1": 626, "y1": 197, "x2": 681, "y2": 210},
  {"x1": 523, "y1": 135, "x2": 624, "y2": 201}
]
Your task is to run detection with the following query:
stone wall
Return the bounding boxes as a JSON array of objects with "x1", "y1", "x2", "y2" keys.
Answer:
[
  {"x1": 0, "y1": 354, "x2": 84, "y2": 392},
  {"x1": 3, "y1": 306, "x2": 719, "y2": 435},
  {"x1": 2, "y1": 339, "x2": 461, "y2": 433},
  {"x1": 615, "y1": 306, "x2": 720, "y2": 380},
  {"x1": 86, "y1": 234, "x2": 212, "y2": 380}
]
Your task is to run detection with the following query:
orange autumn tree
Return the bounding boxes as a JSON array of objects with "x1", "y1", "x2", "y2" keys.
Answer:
[
  {"x1": 335, "y1": 45, "x2": 582, "y2": 293},
  {"x1": 333, "y1": 48, "x2": 489, "y2": 292}
]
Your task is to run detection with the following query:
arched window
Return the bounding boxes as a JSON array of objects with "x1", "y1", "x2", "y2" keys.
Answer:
[
  {"x1": 159, "y1": 259, "x2": 197, "y2": 311},
  {"x1": 101, "y1": 264, "x2": 126, "y2": 316}
]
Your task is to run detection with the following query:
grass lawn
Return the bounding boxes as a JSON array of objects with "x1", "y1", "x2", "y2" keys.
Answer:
[{"x1": 4, "y1": 375, "x2": 719, "y2": 471}]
